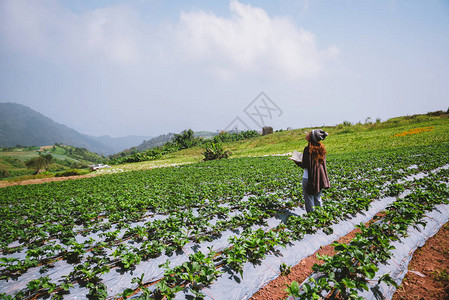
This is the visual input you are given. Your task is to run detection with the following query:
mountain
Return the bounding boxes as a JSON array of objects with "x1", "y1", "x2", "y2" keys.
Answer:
[
  {"x1": 90, "y1": 135, "x2": 153, "y2": 154},
  {"x1": 136, "y1": 132, "x2": 176, "y2": 151},
  {"x1": 0, "y1": 102, "x2": 151, "y2": 155}
]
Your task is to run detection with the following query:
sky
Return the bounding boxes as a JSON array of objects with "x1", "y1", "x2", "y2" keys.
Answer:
[{"x1": 0, "y1": 0, "x2": 448, "y2": 137}]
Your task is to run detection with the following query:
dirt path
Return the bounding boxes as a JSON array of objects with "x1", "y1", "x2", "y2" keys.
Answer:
[
  {"x1": 392, "y1": 222, "x2": 449, "y2": 300},
  {"x1": 251, "y1": 221, "x2": 449, "y2": 300},
  {"x1": 0, "y1": 174, "x2": 99, "y2": 188},
  {"x1": 251, "y1": 226, "x2": 360, "y2": 300}
]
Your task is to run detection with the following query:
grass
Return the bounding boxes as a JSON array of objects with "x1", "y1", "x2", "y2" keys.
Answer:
[
  {"x1": 0, "y1": 145, "x2": 93, "y2": 180},
  {"x1": 2, "y1": 113, "x2": 448, "y2": 177},
  {"x1": 183, "y1": 114, "x2": 448, "y2": 156},
  {"x1": 99, "y1": 113, "x2": 449, "y2": 173}
]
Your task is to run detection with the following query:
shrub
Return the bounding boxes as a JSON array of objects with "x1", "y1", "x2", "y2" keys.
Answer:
[
  {"x1": 39, "y1": 171, "x2": 54, "y2": 176},
  {"x1": 0, "y1": 168, "x2": 9, "y2": 179},
  {"x1": 426, "y1": 110, "x2": 445, "y2": 117},
  {"x1": 202, "y1": 143, "x2": 231, "y2": 161},
  {"x1": 213, "y1": 130, "x2": 259, "y2": 143},
  {"x1": 71, "y1": 162, "x2": 89, "y2": 169}
]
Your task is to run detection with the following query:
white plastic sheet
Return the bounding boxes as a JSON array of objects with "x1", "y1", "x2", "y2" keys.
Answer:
[
  {"x1": 200, "y1": 196, "x2": 397, "y2": 300},
  {"x1": 359, "y1": 203, "x2": 449, "y2": 300},
  {"x1": 293, "y1": 203, "x2": 449, "y2": 300}
]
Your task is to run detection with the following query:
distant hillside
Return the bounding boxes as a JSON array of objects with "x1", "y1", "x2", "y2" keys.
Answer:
[
  {"x1": 108, "y1": 130, "x2": 218, "y2": 159},
  {"x1": 0, "y1": 102, "x2": 151, "y2": 155},
  {"x1": 93, "y1": 135, "x2": 153, "y2": 154},
  {"x1": 99, "y1": 110, "x2": 449, "y2": 173},
  {"x1": 136, "y1": 133, "x2": 176, "y2": 152},
  {"x1": 136, "y1": 131, "x2": 217, "y2": 152},
  {"x1": 0, "y1": 144, "x2": 104, "y2": 178}
]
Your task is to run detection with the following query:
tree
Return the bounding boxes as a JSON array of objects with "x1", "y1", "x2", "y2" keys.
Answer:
[
  {"x1": 25, "y1": 154, "x2": 53, "y2": 173},
  {"x1": 42, "y1": 154, "x2": 53, "y2": 165},
  {"x1": 172, "y1": 129, "x2": 200, "y2": 149}
]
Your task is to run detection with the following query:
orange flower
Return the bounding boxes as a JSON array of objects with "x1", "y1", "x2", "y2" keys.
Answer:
[{"x1": 393, "y1": 127, "x2": 434, "y2": 137}]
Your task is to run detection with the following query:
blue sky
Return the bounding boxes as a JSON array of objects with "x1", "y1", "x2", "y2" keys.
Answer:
[{"x1": 1, "y1": 0, "x2": 448, "y2": 137}]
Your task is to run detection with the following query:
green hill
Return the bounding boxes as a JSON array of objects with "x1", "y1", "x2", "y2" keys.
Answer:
[
  {"x1": 0, "y1": 144, "x2": 103, "y2": 179},
  {"x1": 2, "y1": 110, "x2": 448, "y2": 178},
  {"x1": 1, "y1": 110, "x2": 447, "y2": 299},
  {"x1": 108, "y1": 131, "x2": 218, "y2": 161},
  {"x1": 0, "y1": 102, "x2": 152, "y2": 155},
  {"x1": 99, "y1": 111, "x2": 448, "y2": 173},
  {"x1": 0, "y1": 102, "x2": 111, "y2": 153}
]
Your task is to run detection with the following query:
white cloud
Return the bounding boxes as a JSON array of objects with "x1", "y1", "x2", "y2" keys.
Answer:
[
  {"x1": 0, "y1": 0, "x2": 337, "y2": 78},
  {"x1": 0, "y1": 0, "x2": 144, "y2": 66},
  {"x1": 0, "y1": 0, "x2": 342, "y2": 135},
  {"x1": 81, "y1": 6, "x2": 144, "y2": 65},
  {"x1": 177, "y1": 0, "x2": 338, "y2": 80}
]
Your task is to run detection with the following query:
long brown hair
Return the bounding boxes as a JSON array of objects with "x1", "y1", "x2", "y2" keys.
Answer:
[{"x1": 306, "y1": 133, "x2": 326, "y2": 163}]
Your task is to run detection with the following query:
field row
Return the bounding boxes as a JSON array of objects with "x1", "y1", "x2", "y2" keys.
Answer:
[{"x1": 0, "y1": 143, "x2": 448, "y2": 299}]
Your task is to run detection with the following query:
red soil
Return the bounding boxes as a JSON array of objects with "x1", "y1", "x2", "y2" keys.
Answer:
[
  {"x1": 252, "y1": 221, "x2": 449, "y2": 300},
  {"x1": 0, "y1": 174, "x2": 98, "y2": 188},
  {"x1": 251, "y1": 227, "x2": 360, "y2": 300},
  {"x1": 393, "y1": 222, "x2": 449, "y2": 300}
]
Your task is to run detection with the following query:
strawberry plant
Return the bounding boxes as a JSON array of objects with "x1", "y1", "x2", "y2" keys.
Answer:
[
  {"x1": 0, "y1": 142, "x2": 448, "y2": 298},
  {"x1": 279, "y1": 263, "x2": 291, "y2": 276}
]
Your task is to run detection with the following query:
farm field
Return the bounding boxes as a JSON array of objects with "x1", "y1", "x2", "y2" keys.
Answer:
[
  {"x1": 98, "y1": 115, "x2": 447, "y2": 172},
  {"x1": 0, "y1": 145, "x2": 103, "y2": 180},
  {"x1": 0, "y1": 116, "x2": 449, "y2": 299}
]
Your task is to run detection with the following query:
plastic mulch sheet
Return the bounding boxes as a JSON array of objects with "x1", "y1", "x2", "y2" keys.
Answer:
[
  {"x1": 196, "y1": 196, "x2": 398, "y2": 300},
  {"x1": 359, "y1": 203, "x2": 449, "y2": 300},
  {"x1": 3, "y1": 167, "x2": 445, "y2": 299},
  {"x1": 293, "y1": 203, "x2": 449, "y2": 300}
]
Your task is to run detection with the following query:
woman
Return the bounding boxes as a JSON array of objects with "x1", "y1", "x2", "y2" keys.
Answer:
[{"x1": 290, "y1": 129, "x2": 330, "y2": 213}]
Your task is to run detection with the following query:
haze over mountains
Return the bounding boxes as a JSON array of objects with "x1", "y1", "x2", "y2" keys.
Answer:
[{"x1": 0, "y1": 102, "x2": 152, "y2": 155}]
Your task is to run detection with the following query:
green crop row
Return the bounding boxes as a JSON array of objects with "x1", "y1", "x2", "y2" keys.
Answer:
[
  {"x1": 0, "y1": 143, "x2": 448, "y2": 299},
  {"x1": 124, "y1": 146, "x2": 449, "y2": 299},
  {"x1": 288, "y1": 169, "x2": 449, "y2": 299}
]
